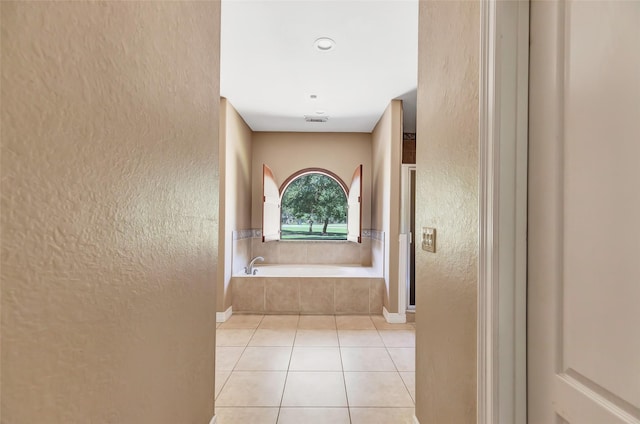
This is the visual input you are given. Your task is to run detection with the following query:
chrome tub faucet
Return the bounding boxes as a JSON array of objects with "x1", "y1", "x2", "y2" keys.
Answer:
[{"x1": 244, "y1": 256, "x2": 264, "y2": 275}]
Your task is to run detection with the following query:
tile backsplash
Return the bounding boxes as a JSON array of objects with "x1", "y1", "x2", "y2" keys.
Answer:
[
  {"x1": 232, "y1": 229, "x2": 384, "y2": 274},
  {"x1": 233, "y1": 229, "x2": 380, "y2": 266}
]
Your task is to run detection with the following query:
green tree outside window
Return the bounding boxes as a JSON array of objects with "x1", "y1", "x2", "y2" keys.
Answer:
[{"x1": 281, "y1": 173, "x2": 347, "y2": 240}]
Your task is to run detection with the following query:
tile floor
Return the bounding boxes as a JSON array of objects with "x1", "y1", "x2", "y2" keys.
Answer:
[{"x1": 215, "y1": 314, "x2": 416, "y2": 424}]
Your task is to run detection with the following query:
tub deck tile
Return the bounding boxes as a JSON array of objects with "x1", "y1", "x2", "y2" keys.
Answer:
[
  {"x1": 265, "y1": 279, "x2": 300, "y2": 312},
  {"x1": 335, "y1": 278, "x2": 370, "y2": 314},
  {"x1": 299, "y1": 278, "x2": 335, "y2": 314}
]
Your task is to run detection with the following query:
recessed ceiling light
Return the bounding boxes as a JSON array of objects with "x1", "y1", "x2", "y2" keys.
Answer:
[{"x1": 313, "y1": 37, "x2": 335, "y2": 52}]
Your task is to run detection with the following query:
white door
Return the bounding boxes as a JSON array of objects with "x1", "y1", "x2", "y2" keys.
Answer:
[{"x1": 528, "y1": 2, "x2": 640, "y2": 423}]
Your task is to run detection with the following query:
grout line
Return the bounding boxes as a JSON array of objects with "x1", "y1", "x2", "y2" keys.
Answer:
[
  {"x1": 380, "y1": 326, "x2": 400, "y2": 371},
  {"x1": 336, "y1": 318, "x2": 353, "y2": 424},
  {"x1": 215, "y1": 315, "x2": 264, "y2": 399},
  {"x1": 215, "y1": 315, "x2": 415, "y2": 419},
  {"x1": 275, "y1": 317, "x2": 298, "y2": 423},
  {"x1": 213, "y1": 371, "x2": 232, "y2": 402},
  {"x1": 381, "y1": 326, "x2": 415, "y2": 405}
]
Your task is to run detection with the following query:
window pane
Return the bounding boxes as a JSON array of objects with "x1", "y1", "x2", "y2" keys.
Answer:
[{"x1": 281, "y1": 173, "x2": 347, "y2": 240}]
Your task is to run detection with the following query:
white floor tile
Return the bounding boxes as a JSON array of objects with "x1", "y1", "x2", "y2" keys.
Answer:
[
  {"x1": 215, "y1": 407, "x2": 279, "y2": 424},
  {"x1": 281, "y1": 372, "x2": 348, "y2": 407},
  {"x1": 217, "y1": 329, "x2": 255, "y2": 346},
  {"x1": 387, "y1": 347, "x2": 415, "y2": 371},
  {"x1": 277, "y1": 408, "x2": 350, "y2": 424},
  {"x1": 219, "y1": 314, "x2": 264, "y2": 329},
  {"x1": 248, "y1": 329, "x2": 296, "y2": 347},
  {"x1": 340, "y1": 347, "x2": 396, "y2": 371},
  {"x1": 216, "y1": 371, "x2": 287, "y2": 407},
  {"x1": 350, "y1": 407, "x2": 415, "y2": 424},
  {"x1": 216, "y1": 347, "x2": 245, "y2": 371},
  {"x1": 289, "y1": 347, "x2": 343, "y2": 371},
  {"x1": 294, "y1": 329, "x2": 339, "y2": 347},
  {"x1": 378, "y1": 330, "x2": 416, "y2": 347},
  {"x1": 344, "y1": 372, "x2": 414, "y2": 407},
  {"x1": 234, "y1": 346, "x2": 292, "y2": 371},
  {"x1": 337, "y1": 330, "x2": 384, "y2": 347}
]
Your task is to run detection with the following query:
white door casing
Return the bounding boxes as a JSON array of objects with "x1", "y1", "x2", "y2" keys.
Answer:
[
  {"x1": 478, "y1": 1, "x2": 529, "y2": 423},
  {"x1": 528, "y1": 1, "x2": 640, "y2": 423}
]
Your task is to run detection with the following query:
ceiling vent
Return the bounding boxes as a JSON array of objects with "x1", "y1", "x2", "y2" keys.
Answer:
[{"x1": 305, "y1": 115, "x2": 329, "y2": 123}]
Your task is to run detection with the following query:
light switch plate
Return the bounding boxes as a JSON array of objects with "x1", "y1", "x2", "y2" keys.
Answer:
[{"x1": 422, "y1": 227, "x2": 436, "y2": 252}]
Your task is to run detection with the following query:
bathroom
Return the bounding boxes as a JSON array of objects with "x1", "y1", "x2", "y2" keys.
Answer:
[{"x1": 217, "y1": 99, "x2": 415, "y2": 323}]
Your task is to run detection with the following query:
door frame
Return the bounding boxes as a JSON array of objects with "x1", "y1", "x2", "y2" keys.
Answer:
[
  {"x1": 477, "y1": 1, "x2": 529, "y2": 423},
  {"x1": 400, "y1": 164, "x2": 416, "y2": 312}
]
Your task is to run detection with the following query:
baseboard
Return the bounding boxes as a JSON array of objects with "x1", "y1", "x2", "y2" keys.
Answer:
[
  {"x1": 209, "y1": 415, "x2": 217, "y2": 424},
  {"x1": 383, "y1": 306, "x2": 407, "y2": 323},
  {"x1": 413, "y1": 416, "x2": 420, "y2": 424},
  {"x1": 216, "y1": 306, "x2": 232, "y2": 323}
]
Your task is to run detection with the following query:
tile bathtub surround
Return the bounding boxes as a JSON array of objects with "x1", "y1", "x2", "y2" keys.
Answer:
[
  {"x1": 299, "y1": 279, "x2": 334, "y2": 314},
  {"x1": 214, "y1": 314, "x2": 415, "y2": 424},
  {"x1": 335, "y1": 279, "x2": 370, "y2": 314},
  {"x1": 246, "y1": 230, "x2": 377, "y2": 266},
  {"x1": 231, "y1": 237, "x2": 252, "y2": 276},
  {"x1": 265, "y1": 279, "x2": 300, "y2": 312},
  {"x1": 232, "y1": 229, "x2": 259, "y2": 240},
  {"x1": 231, "y1": 278, "x2": 265, "y2": 313},
  {"x1": 230, "y1": 277, "x2": 385, "y2": 314},
  {"x1": 370, "y1": 237, "x2": 385, "y2": 279},
  {"x1": 250, "y1": 238, "x2": 368, "y2": 265}
]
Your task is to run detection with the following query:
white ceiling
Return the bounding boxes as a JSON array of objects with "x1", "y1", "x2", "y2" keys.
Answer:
[{"x1": 220, "y1": 0, "x2": 419, "y2": 133}]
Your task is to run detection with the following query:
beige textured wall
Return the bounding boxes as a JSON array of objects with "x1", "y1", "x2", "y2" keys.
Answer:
[
  {"x1": 218, "y1": 98, "x2": 253, "y2": 311},
  {"x1": 1, "y1": 2, "x2": 220, "y2": 423},
  {"x1": 415, "y1": 1, "x2": 479, "y2": 422},
  {"x1": 251, "y1": 132, "x2": 372, "y2": 230},
  {"x1": 371, "y1": 100, "x2": 402, "y2": 312}
]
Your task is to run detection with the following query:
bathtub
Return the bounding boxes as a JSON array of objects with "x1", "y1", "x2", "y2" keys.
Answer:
[
  {"x1": 241, "y1": 264, "x2": 380, "y2": 278},
  {"x1": 231, "y1": 264, "x2": 384, "y2": 315}
]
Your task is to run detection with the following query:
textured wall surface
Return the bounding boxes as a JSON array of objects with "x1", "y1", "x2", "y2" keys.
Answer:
[
  {"x1": 371, "y1": 100, "x2": 402, "y2": 313},
  {"x1": 1, "y1": 2, "x2": 220, "y2": 423},
  {"x1": 251, "y1": 132, "x2": 372, "y2": 230},
  {"x1": 415, "y1": 1, "x2": 479, "y2": 422},
  {"x1": 218, "y1": 99, "x2": 252, "y2": 311}
]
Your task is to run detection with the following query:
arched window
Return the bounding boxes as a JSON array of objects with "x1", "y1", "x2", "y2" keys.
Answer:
[
  {"x1": 262, "y1": 164, "x2": 362, "y2": 243},
  {"x1": 280, "y1": 170, "x2": 348, "y2": 240}
]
